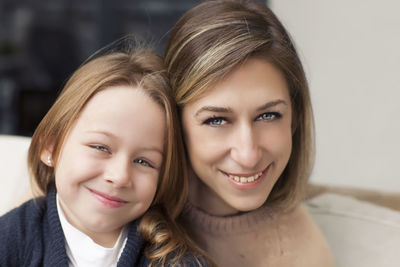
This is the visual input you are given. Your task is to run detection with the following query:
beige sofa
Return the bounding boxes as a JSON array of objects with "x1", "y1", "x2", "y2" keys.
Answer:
[{"x1": 1, "y1": 134, "x2": 400, "y2": 266}]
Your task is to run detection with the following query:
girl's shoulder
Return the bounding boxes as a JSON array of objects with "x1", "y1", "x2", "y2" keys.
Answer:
[
  {"x1": 181, "y1": 255, "x2": 210, "y2": 267},
  {"x1": 166, "y1": 252, "x2": 210, "y2": 267},
  {"x1": 0, "y1": 196, "x2": 47, "y2": 231},
  {"x1": 0, "y1": 197, "x2": 47, "y2": 265},
  {"x1": 121, "y1": 222, "x2": 210, "y2": 267}
]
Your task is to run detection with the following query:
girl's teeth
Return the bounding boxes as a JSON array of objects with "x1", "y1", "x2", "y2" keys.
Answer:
[{"x1": 228, "y1": 172, "x2": 262, "y2": 183}]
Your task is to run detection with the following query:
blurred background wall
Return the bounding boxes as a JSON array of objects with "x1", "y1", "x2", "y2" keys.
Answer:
[
  {"x1": 0, "y1": 0, "x2": 206, "y2": 136},
  {"x1": 270, "y1": 0, "x2": 400, "y2": 192},
  {"x1": 1, "y1": 0, "x2": 398, "y2": 193}
]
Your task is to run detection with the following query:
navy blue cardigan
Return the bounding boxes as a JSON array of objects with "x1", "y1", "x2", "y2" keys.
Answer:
[{"x1": 0, "y1": 186, "x2": 150, "y2": 266}]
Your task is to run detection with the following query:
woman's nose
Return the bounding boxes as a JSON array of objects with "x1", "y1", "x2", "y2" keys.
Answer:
[
  {"x1": 230, "y1": 123, "x2": 261, "y2": 168},
  {"x1": 104, "y1": 157, "x2": 132, "y2": 187}
]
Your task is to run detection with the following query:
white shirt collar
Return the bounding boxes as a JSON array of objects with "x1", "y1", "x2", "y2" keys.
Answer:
[{"x1": 56, "y1": 194, "x2": 128, "y2": 267}]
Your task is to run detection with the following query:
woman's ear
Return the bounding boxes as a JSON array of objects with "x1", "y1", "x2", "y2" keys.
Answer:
[{"x1": 40, "y1": 144, "x2": 54, "y2": 167}]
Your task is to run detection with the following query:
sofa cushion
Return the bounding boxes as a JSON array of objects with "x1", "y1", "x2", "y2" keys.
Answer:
[
  {"x1": 0, "y1": 135, "x2": 31, "y2": 216},
  {"x1": 307, "y1": 193, "x2": 400, "y2": 267}
]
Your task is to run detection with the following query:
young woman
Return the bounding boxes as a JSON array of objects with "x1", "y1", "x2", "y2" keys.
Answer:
[
  {"x1": 0, "y1": 44, "x2": 206, "y2": 266},
  {"x1": 165, "y1": 1, "x2": 335, "y2": 266}
]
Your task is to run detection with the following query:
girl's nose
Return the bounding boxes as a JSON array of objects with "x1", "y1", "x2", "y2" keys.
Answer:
[{"x1": 104, "y1": 157, "x2": 132, "y2": 187}]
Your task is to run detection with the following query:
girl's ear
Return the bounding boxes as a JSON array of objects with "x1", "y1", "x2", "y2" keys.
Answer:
[{"x1": 40, "y1": 143, "x2": 54, "y2": 167}]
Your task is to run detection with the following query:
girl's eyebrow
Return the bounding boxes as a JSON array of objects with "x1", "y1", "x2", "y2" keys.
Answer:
[
  {"x1": 194, "y1": 99, "x2": 288, "y2": 117},
  {"x1": 84, "y1": 130, "x2": 164, "y2": 155},
  {"x1": 84, "y1": 130, "x2": 117, "y2": 138}
]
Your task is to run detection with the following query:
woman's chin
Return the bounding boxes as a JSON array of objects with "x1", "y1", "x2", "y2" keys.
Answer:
[{"x1": 224, "y1": 195, "x2": 270, "y2": 215}]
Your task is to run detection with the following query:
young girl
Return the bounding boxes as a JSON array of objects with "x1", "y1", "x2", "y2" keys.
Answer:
[{"x1": 0, "y1": 44, "x2": 205, "y2": 266}]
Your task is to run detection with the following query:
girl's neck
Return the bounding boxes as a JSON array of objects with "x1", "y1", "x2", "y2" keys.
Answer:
[
  {"x1": 58, "y1": 196, "x2": 122, "y2": 248},
  {"x1": 86, "y1": 228, "x2": 122, "y2": 248}
]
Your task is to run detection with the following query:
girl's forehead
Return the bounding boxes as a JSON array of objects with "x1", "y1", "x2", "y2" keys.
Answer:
[{"x1": 68, "y1": 86, "x2": 166, "y2": 147}]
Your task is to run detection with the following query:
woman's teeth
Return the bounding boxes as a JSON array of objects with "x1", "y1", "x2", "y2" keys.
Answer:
[{"x1": 228, "y1": 172, "x2": 262, "y2": 183}]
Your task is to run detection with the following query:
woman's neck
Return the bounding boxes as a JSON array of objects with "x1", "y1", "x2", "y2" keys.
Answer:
[{"x1": 187, "y1": 169, "x2": 240, "y2": 216}]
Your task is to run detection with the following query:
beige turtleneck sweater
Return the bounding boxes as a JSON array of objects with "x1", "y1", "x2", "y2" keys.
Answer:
[{"x1": 181, "y1": 202, "x2": 335, "y2": 267}]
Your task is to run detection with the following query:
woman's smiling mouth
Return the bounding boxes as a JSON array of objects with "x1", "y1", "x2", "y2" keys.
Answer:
[
  {"x1": 228, "y1": 171, "x2": 263, "y2": 183},
  {"x1": 221, "y1": 165, "x2": 270, "y2": 189}
]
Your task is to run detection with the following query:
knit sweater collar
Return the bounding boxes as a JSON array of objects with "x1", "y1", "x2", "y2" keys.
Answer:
[
  {"x1": 181, "y1": 201, "x2": 275, "y2": 235},
  {"x1": 46, "y1": 186, "x2": 70, "y2": 265}
]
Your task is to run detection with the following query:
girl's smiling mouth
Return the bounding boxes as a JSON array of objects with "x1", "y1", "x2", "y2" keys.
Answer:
[{"x1": 87, "y1": 187, "x2": 128, "y2": 208}]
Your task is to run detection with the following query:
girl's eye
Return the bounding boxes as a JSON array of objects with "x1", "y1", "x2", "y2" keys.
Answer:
[
  {"x1": 134, "y1": 158, "x2": 153, "y2": 168},
  {"x1": 257, "y1": 112, "x2": 282, "y2": 121},
  {"x1": 90, "y1": 145, "x2": 110, "y2": 153},
  {"x1": 203, "y1": 117, "x2": 227, "y2": 126}
]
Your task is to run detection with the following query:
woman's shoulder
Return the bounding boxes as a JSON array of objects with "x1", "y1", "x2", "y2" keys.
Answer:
[{"x1": 276, "y1": 204, "x2": 335, "y2": 267}]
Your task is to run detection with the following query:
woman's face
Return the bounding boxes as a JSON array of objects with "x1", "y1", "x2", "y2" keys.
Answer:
[{"x1": 181, "y1": 58, "x2": 292, "y2": 216}]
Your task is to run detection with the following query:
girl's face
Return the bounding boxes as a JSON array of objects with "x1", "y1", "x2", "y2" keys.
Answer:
[
  {"x1": 181, "y1": 58, "x2": 292, "y2": 216},
  {"x1": 43, "y1": 86, "x2": 165, "y2": 246}
]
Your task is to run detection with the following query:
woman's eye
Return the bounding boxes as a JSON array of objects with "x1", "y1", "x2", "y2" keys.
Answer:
[
  {"x1": 134, "y1": 158, "x2": 153, "y2": 168},
  {"x1": 90, "y1": 145, "x2": 110, "y2": 153},
  {"x1": 258, "y1": 112, "x2": 282, "y2": 121},
  {"x1": 203, "y1": 117, "x2": 227, "y2": 126}
]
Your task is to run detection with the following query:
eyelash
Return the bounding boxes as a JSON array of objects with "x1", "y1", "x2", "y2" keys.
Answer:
[
  {"x1": 133, "y1": 158, "x2": 154, "y2": 168},
  {"x1": 256, "y1": 112, "x2": 282, "y2": 121},
  {"x1": 90, "y1": 144, "x2": 110, "y2": 153},
  {"x1": 203, "y1": 112, "x2": 282, "y2": 126},
  {"x1": 203, "y1": 116, "x2": 227, "y2": 126},
  {"x1": 90, "y1": 145, "x2": 155, "y2": 168}
]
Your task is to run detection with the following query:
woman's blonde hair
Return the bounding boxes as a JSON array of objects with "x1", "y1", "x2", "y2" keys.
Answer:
[
  {"x1": 28, "y1": 41, "x2": 203, "y2": 265},
  {"x1": 165, "y1": 0, "x2": 315, "y2": 210}
]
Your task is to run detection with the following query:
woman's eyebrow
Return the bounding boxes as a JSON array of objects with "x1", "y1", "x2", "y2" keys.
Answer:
[
  {"x1": 194, "y1": 100, "x2": 288, "y2": 117},
  {"x1": 195, "y1": 106, "x2": 233, "y2": 117},
  {"x1": 256, "y1": 99, "x2": 288, "y2": 111}
]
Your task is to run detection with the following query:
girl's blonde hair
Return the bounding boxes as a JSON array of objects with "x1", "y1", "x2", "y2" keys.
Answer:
[
  {"x1": 28, "y1": 42, "x2": 202, "y2": 265},
  {"x1": 165, "y1": 0, "x2": 315, "y2": 210}
]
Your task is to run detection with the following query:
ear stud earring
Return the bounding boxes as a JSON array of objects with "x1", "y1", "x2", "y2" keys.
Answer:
[{"x1": 47, "y1": 155, "x2": 52, "y2": 165}]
